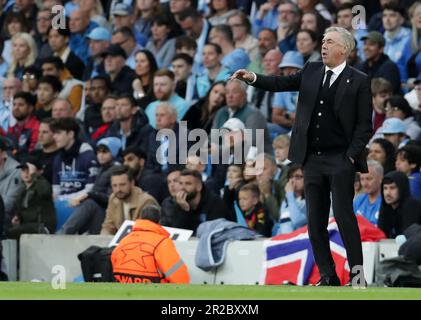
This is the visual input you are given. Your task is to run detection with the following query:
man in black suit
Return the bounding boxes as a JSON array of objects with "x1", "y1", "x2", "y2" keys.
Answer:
[{"x1": 232, "y1": 27, "x2": 373, "y2": 286}]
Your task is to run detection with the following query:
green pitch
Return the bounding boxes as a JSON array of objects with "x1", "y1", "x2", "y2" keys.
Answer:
[{"x1": 0, "y1": 282, "x2": 421, "y2": 300}]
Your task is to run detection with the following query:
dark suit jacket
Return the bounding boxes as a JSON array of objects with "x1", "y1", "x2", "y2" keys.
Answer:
[{"x1": 252, "y1": 62, "x2": 373, "y2": 173}]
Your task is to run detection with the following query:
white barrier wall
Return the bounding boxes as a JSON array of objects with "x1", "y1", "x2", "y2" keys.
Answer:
[{"x1": 18, "y1": 235, "x2": 381, "y2": 285}]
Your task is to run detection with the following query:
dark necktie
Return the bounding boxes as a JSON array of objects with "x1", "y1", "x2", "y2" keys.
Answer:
[{"x1": 323, "y1": 70, "x2": 334, "y2": 91}]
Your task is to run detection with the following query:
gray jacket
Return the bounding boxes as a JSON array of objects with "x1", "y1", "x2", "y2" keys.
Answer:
[
  {"x1": 0, "y1": 156, "x2": 22, "y2": 220},
  {"x1": 195, "y1": 218, "x2": 259, "y2": 271}
]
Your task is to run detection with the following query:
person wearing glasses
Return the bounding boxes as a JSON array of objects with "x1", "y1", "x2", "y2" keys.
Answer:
[
  {"x1": 276, "y1": 164, "x2": 307, "y2": 235},
  {"x1": 228, "y1": 10, "x2": 259, "y2": 62}
]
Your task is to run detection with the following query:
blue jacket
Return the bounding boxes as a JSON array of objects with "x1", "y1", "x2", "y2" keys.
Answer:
[
  {"x1": 252, "y1": 8, "x2": 278, "y2": 37},
  {"x1": 195, "y1": 218, "x2": 259, "y2": 271},
  {"x1": 69, "y1": 22, "x2": 99, "y2": 65},
  {"x1": 145, "y1": 94, "x2": 191, "y2": 129},
  {"x1": 384, "y1": 27, "x2": 411, "y2": 82},
  {"x1": 221, "y1": 48, "x2": 251, "y2": 74}
]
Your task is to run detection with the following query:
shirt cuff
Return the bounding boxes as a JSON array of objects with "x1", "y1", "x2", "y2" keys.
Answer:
[{"x1": 246, "y1": 72, "x2": 257, "y2": 85}]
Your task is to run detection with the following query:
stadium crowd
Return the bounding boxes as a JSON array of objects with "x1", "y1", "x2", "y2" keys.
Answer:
[{"x1": 1, "y1": 0, "x2": 421, "y2": 267}]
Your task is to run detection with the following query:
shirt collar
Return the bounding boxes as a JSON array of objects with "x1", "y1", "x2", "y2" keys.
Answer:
[{"x1": 325, "y1": 60, "x2": 347, "y2": 76}]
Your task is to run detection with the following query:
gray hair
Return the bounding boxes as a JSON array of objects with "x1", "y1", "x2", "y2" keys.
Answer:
[
  {"x1": 227, "y1": 78, "x2": 248, "y2": 92},
  {"x1": 324, "y1": 26, "x2": 355, "y2": 56},
  {"x1": 367, "y1": 159, "x2": 384, "y2": 177},
  {"x1": 156, "y1": 102, "x2": 178, "y2": 119}
]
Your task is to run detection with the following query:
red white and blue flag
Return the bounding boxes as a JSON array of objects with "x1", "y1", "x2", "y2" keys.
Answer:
[{"x1": 261, "y1": 216, "x2": 386, "y2": 285}]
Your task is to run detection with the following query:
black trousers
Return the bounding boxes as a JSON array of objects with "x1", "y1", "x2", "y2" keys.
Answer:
[{"x1": 303, "y1": 151, "x2": 363, "y2": 278}]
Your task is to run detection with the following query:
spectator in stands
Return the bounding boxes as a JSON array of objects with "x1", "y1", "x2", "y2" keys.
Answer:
[
  {"x1": 121, "y1": 146, "x2": 166, "y2": 203},
  {"x1": 384, "y1": 96, "x2": 421, "y2": 140},
  {"x1": 83, "y1": 76, "x2": 110, "y2": 135},
  {"x1": 207, "y1": 0, "x2": 236, "y2": 26},
  {"x1": 368, "y1": 138, "x2": 396, "y2": 174},
  {"x1": 40, "y1": 57, "x2": 84, "y2": 115},
  {"x1": 195, "y1": 43, "x2": 230, "y2": 99},
  {"x1": 22, "y1": 65, "x2": 42, "y2": 97},
  {"x1": 378, "y1": 117, "x2": 409, "y2": 149},
  {"x1": 160, "y1": 169, "x2": 182, "y2": 226},
  {"x1": 0, "y1": 77, "x2": 22, "y2": 132},
  {"x1": 401, "y1": 3, "x2": 421, "y2": 84},
  {"x1": 106, "y1": 93, "x2": 152, "y2": 151},
  {"x1": 252, "y1": 0, "x2": 280, "y2": 37},
  {"x1": 7, "y1": 91, "x2": 39, "y2": 157},
  {"x1": 355, "y1": 31, "x2": 401, "y2": 94},
  {"x1": 83, "y1": 27, "x2": 111, "y2": 81},
  {"x1": 90, "y1": 95, "x2": 117, "y2": 143},
  {"x1": 171, "y1": 53, "x2": 195, "y2": 102},
  {"x1": 273, "y1": 134, "x2": 291, "y2": 168},
  {"x1": 208, "y1": 24, "x2": 250, "y2": 74},
  {"x1": 1, "y1": 11, "x2": 30, "y2": 66},
  {"x1": 371, "y1": 78, "x2": 393, "y2": 132},
  {"x1": 131, "y1": 49, "x2": 159, "y2": 110},
  {"x1": 252, "y1": 49, "x2": 283, "y2": 138},
  {"x1": 100, "y1": 165, "x2": 158, "y2": 235},
  {"x1": 213, "y1": 79, "x2": 272, "y2": 153},
  {"x1": 367, "y1": 0, "x2": 400, "y2": 32},
  {"x1": 145, "y1": 15, "x2": 176, "y2": 69},
  {"x1": 238, "y1": 183, "x2": 272, "y2": 237},
  {"x1": 297, "y1": 0, "x2": 331, "y2": 22},
  {"x1": 59, "y1": 137, "x2": 121, "y2": 234},
  {"x1": 7, "y1": 32, "x2": 38, "y2": 80},
  {"x1": 0, "y1": 137, "x2": 22, "y2": 225},
  {"x1": 111, "y1": 27, "x2": 143, "y2": 70},
  {"x1": 353, "y1": 160, "x2": 383, "y2": 226},
  {"x1": 34, "y1": 7, "x2": 52, "y2": 58},
  {"x1": 134, "y1": 0, "x2": 161, "y2": 40},
  {"x1": 79, "y1": 0, "x2": 109, "y2": 30},
  {"x1": 222, "y1": 163, "x2": 245, "y2": 220},
  {"x1": 30, "y1": 118, "x2": 60, "y2": 184},
  {"x1": 163, "y1": 169, "x2": 229, "y2": 232},
  {"x1": 247, "y1": 28, "x2": 277, "y2": 73},
  {"x1": 183, "y1": 80, "x2": 226, "y2": 133},
  {"x1": 51, "y1": 98, "x2": 74, "y2": 119},
  {"x1": 276, "y1": 163, "x2": 307, "y2": 235},
  {"x1": 178, "y1": 8, "x2": 212, "y2": 74},
  {"x1": 276, "y1": 0, "x2": 301, "y2": 54},
  {"x1": 111, "y1": 3, "x2": 147, "y2": 46},
  {"x1": 111, "y1": 205, "x2": 190, "y2": 284},
  {"x1": 382, "y1": 3, "x2": 411, "y2": 83},
  {"x1": 336, "y1": 2, "x2": 367, "y2": 61},
  {"x1": 35, "y1": 76, "x2": 63, "y2": 121},
  {"x1": 169, "y1": 0, "x2": 192, "y2": 24},
  {"x1": 300, "y1": 10, "x2": 330, "y2": 44},
  {"x1": 6, "y1": 158, "x2": 56, "y2": 239},
  {"x1": 101, "y1": 44, "x2": 137, "y2": 95},
  {"x1": 47, "y1": 26, "x2": 85, "y2": 80},
  {"x1": 271, "y1": 51, "x2": 303, "y2": 135},
  {"x1": 69, "y1": 8, "x2": 98, "y2": 65},
  {"x1": 255, "y1": 153, "x2": 286, "y2": 223},
  {"x1": 228, "y1": 10, "x2": 259, "y2": 62},
  {"x1": 145, "y1": 69, "x2": 190, "y2": 128},
  {"x1": 175, "y1": 35, "x2": 200, "y2": 75},
  {"x1": 145, "y1": 103, "x2": 186, "y2": 175},
  {"x1": 296, "y1": 29, "x2": 320, "y2": 63},
  {"x1": 379, "y1": 170, "x2": 421, "y2": 238},
  {"x1": 395, "y1": 145, "x2": 421, "y2": 201},
  {"x1": 50, "y1": 117, "x2": 98, "y2": 210}
]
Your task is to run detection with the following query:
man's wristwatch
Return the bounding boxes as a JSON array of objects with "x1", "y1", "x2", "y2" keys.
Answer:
[{"x1": 245, "y1": 72, "x2": 257, "y2": 84}]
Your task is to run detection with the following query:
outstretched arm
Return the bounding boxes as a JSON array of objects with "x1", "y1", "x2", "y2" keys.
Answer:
[{"x1": 231, "y1": 65, "x2": 305, "y2": 92}]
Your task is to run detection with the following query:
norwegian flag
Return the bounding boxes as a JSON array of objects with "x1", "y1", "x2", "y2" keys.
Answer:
[{"x1": 261, "y1": 216, "x2": 386, "y2": 286}]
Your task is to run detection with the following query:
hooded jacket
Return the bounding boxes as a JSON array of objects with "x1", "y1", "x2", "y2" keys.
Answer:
[{"x1": 378, "y1": 171, "x2": 421, "y2": 238}]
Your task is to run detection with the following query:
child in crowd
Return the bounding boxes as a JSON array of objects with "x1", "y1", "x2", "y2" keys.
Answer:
[
  {"x1": 238, "y1": 183, "x2": 272, "y2": 237},
  {"x1": 395, "y1": 144, "x2": 421, "y2": 201},
  {"x1": 222, "y1": 164, "x2": 245, "y2": 220}
]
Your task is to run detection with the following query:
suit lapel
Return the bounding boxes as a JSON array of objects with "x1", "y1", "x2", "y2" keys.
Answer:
[{"x1": 334, "y1": 65, "x2": 353, "y2": 114}]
